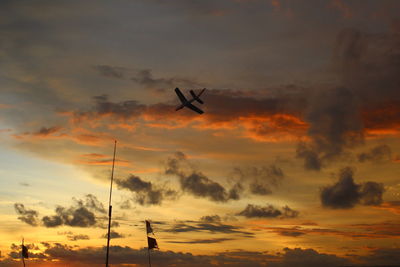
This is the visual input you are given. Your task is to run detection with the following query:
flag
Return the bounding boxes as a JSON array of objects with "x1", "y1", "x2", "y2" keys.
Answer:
[
  {"x1": 146, "y1": 220, "x2": 154, "y2": 235},
  {"x1": 147, "y1": 236, "x2": 158, "y2": 250},
  {"x1": 22, "y1": 244, "x2": 29, "y2": 258}
]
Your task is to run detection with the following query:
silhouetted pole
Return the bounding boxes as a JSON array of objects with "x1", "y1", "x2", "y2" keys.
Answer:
[
  {"x1": 148, "y1": 247, "x2": 151, "y2": 267},
  {"x1": 147, "y1": 233, "x2": 152, "y2": 267},
  {"x1": 147, "y1": 248, "x2": 151, "y2": 267},
  {"x1": 105, "y1": 140, "x2": 117, "y2": 267},
  {"x1": 21, "y1": 238, "x2": 25, "y2": 267}
]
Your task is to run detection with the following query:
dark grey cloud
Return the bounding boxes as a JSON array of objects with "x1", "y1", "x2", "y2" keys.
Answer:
[
  {"x1": 231, "y1": 164, "x2": 285, "y2": 195},
  {"x1": 334, "y1": 28, "x2": 400, "y2": 104},
  {"x1": 296, "y1": 142, "x2": 322, "y2": 171},
  {"x1": 44, "y1": 244, "x2": 213, "y2": 266},
  {"x1": 88, "y1": 95, "x2": 146, "y2": 120},
  {"x1": 58, "y1": 231, "x2": 90, "y2": 241},
  {"x1": 165, "y1": 152, "x2": 243, "y2": 202},
  {"x1": 10, "y1": 243, "x2": 39, "y2": 252},
  {"x1": 92, "y1": 65, "x2": 202, "y2": 90},
  {"x1": 333, "y1": 28, "x2": 400, "y2": 139},
  {"x1": 33, "y1": 126, "x2": 62, "y2": 136},
  {"x1": 119, "y1": 199, "x2": 132, "y2": 209},
  {"x1": 358, "y1": 144, "x2": 392, "y2": 163},
  {"x1": 92, "y1": 65, "x2": 127, "y2": 79},
  {"x1": 180, "y1": 172, "x2": 234, "y2": 202},
  {"x1": 296, "y1": 26, "x2": 400, "y2": 170},
  {"x1": 3, "y1": 242, "x2": 354, "y2": 267},
  {"x1": 320, "y1": 167, "x2": 385, "y2": 209},
  {"x1": 70, "y1": 86, "x2": 306, "y2": 133},
  {"x1": 358, "y1": 182, "x2": 385, "y2": 206},
  {"x1": 277, "y1": 230, "x2": 306, "y2": 238},
  {"x1": 165, "y1": 221, "x2": 253, "y2": 237},
  {"x1": 167, "y1": 238, "x2": 234, "y2": 244},
  {"x1": 82, "y1": 194, "x2": 107, "y2": 214},
  {"x1": 268, "y1": 247, "x2": 350, "y2": 267},
  {"x1": 14, "y1": 203, "x2": 39, "y2": 226},
  {"x1": 15, "y1": 194, "x2": 107, "y2": 228},
  {"x1": 201, "y1": 88, "x2": 305, "y2": 122},
  {"x1": 9, "y1": 243, "x2": 46, "y2": 260},
  {"x1": 200, "y1": 215, "x2": 221, "y2": 223},
  {"x1": 70, "y1": 94, "x2": 149, "y2": 125},
  {"x1": 42, "y1": 194, "x2": 106, "y2": 228},
  {"x1": 116, "y1": 175, "x2": 178, "y2": 206},
  {"x1": 67, "y1": 234, "x2": 90, "y2": 241},
  {"x1": 237, "y1": 204, "x2": 299, "y2": 219},
  {"x1": 42, "y1": 206, "x2": 96, "y2": 228},
  {"x1": 355, "y1": 247, "x2": 400, "y2": 266},
  {"x1": 298, "y1": 87, "x2": 363, "y2": 170},
  {"x1": 131, "y1": 69, "x2": 202, "y2": 89},
  {"x1": 102, "y1": 230, "x2": 125, "y2": 239},
  {"x1": 321, "y1": 167, "x2": 359, "y2": 209},
  {"x1": 165, "y1": 151, "x2": 188, "y2": 176}
]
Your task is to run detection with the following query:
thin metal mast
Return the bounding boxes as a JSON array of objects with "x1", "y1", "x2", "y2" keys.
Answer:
[{"x1": 105, "y1": 140, "x2": 117, "y2": 267}]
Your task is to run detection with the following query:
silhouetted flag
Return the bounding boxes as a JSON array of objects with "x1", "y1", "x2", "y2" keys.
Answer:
[
  {"x1": 147, "y1": 236, "x2": 158, "y2": 250},
  {"x1": 22, "y1": 244, "x2": 29, "y2": 258},
  {"x1": 146, "y1": 220, "x2": 154, "y2": 235}
]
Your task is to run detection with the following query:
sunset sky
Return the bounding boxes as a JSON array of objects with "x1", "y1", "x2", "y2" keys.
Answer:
[{"x1": 1, "y1": 1, "x2": 400, "y2": 266}]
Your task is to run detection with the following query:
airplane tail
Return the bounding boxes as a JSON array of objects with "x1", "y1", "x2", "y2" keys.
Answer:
[{"x1": 190, "y1": 88, "x2": 206, "y2": 104}]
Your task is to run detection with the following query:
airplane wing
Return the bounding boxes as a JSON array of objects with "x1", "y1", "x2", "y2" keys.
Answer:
[
  {"x1": 186, "y1": 103, "x2": 204, "y2": 114},
  {"x1": 198, "y1": 88, "x2": 206, "y2": 97},
  {"x1": 175, "y1": 88, "x2": 187, "y2": 104}
]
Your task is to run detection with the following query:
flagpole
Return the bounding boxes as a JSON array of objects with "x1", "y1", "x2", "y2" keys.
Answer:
[
  {"x1": 146, "y1": 221, "x2": 152, "y2": 267},
  {"x1": 105, "y1": 140, "x2": 117, "y2": 267},
  {"x1": 21, "y1": 238, "x2": 25, "y2": 267},
  {"x1": 148, "y1": 247, "x2": 152, "y2": 267}
]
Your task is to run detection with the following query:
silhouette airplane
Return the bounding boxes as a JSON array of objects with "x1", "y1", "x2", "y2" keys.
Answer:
[{"x1": 175, "y1": 88, "x2": 206, "y2": 114}]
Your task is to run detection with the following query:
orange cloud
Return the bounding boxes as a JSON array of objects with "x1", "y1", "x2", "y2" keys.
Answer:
[
  {"x1": 13, "y1": 125, "x2": 113, "y2": 147},
  {"x1": 54, "y1": 93, "x2": 400, "y2": 147},
  {"x1": 81, "y1": 153, "x2": 108, "y2": 158},
  {"x1": 121, "y1": 143, "x2": 167, "y2": 152},
  {"x1": 363, "y1": 103, "x2": 400, "y2": 138},
  {"x1": 75, "y1": 158, "x2": 130, "y2": 166},
  {"x1": 374, "y1": 201, "x2": 400, "y2": 215},
  {"x1": 238, "y1": 114, "x2": 308, "y2": 142},
  {"x1": 76, "y1": 151, "x2": 130, "y2": 166}
]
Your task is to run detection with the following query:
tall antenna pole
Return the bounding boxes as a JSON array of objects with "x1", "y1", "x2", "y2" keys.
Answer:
[{"x1": 105, "y1": 140, "x2": 117, "y2": 267}]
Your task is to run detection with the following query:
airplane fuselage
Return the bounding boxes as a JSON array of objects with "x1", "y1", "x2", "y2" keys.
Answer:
[{"x1": 175, "y1": 98, "x2": 196, "y2": 111}]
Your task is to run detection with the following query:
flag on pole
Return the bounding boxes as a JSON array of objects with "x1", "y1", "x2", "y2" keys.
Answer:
[
  {"x1": 147, "y1": 236, "x2": 158, "y2": 250},
  {"x1": 22, "y1": 244, "x2": 28, "y2": 258},
  {"x1": 146, "y1": 220, "x2": 154, "y2": 235}
]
